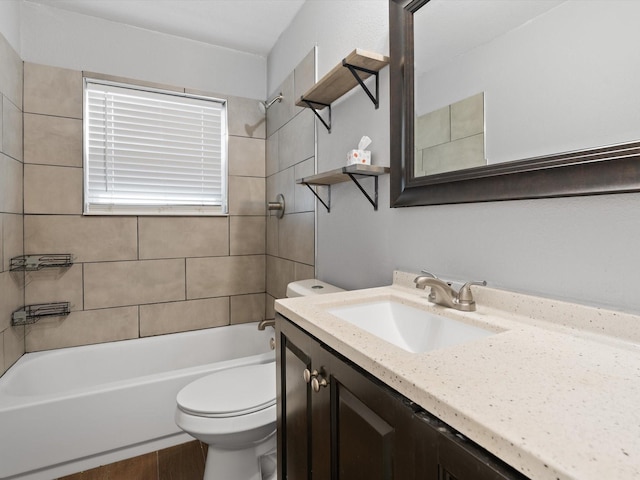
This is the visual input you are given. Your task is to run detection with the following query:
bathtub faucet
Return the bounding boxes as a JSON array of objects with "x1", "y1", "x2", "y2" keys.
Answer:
[{"x1": 257, "y1": 319, "x2": 276, "y2": 330}]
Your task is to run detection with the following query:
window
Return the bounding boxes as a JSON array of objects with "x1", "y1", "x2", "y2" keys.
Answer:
[{"x1": 84, "y1": 78, "x2": 227, "y2": 215}]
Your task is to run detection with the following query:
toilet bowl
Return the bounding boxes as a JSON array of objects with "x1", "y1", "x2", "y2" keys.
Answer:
[
  {"x1": 175, "y1": 279, "x2": 343, "y2": 480},
  {"x1": 175, "y1": 362, "x2": 277, "y2": 480}
]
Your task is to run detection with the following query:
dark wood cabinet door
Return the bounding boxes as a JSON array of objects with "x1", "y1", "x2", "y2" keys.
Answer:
[
  {"x1": 277, "y1": 316, "x2": 332, "y2": 480},
  {"x1": 437, "y1": 428, "x2": 527, "y2": 480},
  {"x1": 277, "y1": 324, "x2": 312, "y2": 480},
  {"x1": 320, "y1": 347, "x2": 417, "y2": 480},
  {"x1": 413, "y1": 412, "x2": 528, "y2": 480}
]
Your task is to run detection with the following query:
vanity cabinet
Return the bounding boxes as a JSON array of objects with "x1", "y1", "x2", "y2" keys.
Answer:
[
  {"x1": 276, "y1": 314, "x2": 528, "y2": 480},
  {"x1": 276, "y1": 314, "x2": 416, "y2": 480}
]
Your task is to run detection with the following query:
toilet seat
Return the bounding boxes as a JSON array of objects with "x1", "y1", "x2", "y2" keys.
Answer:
[{"x1": 177, "y1": 362, "x2": 275, "y2": 418}]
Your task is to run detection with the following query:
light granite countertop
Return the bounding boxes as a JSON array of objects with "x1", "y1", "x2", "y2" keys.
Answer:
[{"x1": 274, "y1": 271, "x2": 640, "y2": 480}]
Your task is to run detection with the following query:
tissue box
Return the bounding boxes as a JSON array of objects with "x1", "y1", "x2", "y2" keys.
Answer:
[{"x1": 347, "y1": 149, "x2": 371, "y2": 165}]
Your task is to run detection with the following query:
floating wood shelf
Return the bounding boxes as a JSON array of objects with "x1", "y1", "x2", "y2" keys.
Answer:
[
  {"x1": 297, "y1": 164, "x2": 390, "y2": 212},
  {"x1": 296, "y1": 49, "x2": 389, "y2": 132}
]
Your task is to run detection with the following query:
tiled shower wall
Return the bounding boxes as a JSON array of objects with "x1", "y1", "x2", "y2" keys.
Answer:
[
  {"x1": 265, "y1": 50, "x2": 316, "y2": 314},
  {"x1": 0, "y1": 33, "x2": 24, "y2": 376},
  {"x1": 21, "y1": 62, "x2": 267, "y2": 352}
]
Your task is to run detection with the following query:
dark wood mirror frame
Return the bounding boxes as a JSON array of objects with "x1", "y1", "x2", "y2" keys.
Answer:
[{"x1": 389, "y1": 0, "x2": 640, "y2": 207}]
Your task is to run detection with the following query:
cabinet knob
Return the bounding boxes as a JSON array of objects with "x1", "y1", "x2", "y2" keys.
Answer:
[
  {"x1": 311, "y1": 375, "x2": 328, "y2": 392},
  {"x1": 303, "y1": 368, "x2": 318, "y2": 383}
]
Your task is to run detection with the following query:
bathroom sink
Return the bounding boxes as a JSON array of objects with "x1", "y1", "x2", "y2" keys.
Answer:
[{"x1": 328, "y1": 300, "x2": 494, "y2": 353}]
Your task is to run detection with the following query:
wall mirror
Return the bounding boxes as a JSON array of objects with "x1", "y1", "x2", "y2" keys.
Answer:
[{"x1": 390, "y1": 0, "x2": 640, "y2": 206}]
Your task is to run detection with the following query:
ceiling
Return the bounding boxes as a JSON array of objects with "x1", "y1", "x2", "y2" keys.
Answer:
[{"x1": 25, "y1": 0, "x2": 306, "y2": 56}]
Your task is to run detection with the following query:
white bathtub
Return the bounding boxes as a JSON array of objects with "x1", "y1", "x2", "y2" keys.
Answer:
[{"x1": 0, "y1": 323, "x2": 275, "y2": 480}]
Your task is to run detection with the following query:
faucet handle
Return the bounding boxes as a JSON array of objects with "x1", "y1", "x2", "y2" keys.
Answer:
[
  {"x1": 420, "y1": 270, "x2": 438, "y2": 279},
  {"x1": 457, "y1": 281, "x2": 487, "y2": 307}
]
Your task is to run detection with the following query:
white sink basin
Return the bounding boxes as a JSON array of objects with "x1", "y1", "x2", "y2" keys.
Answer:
[{"x1": 328, "y1": 300, "x2": 495, "y2": 353}]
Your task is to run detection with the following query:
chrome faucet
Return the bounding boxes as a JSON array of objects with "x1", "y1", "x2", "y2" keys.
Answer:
[
  {"x1": 414, "y1": 271, "x2": 486, "y2": 312},
  {"x1": 257, "y1": 319, "x2": 276, "y2": 330}
]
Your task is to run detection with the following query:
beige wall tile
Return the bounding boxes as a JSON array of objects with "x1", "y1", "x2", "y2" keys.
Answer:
[
  {"x1": 266, "y1": 215, "x2": 278, "y2": 257},
  {"x1": 230, "y1": 293, "x2": 265, "y2": 324},
  {"x1": 0, "y1": 214, "x2": 3, "y2": 271},
  {"x1": 187, "y1": 255, "x2": 265, "y2": 299},
  {"x1": 294, "y1": 262, "x2": 315, "y2": 281},
  {"x1": 294, "y1": 158, "x2": 315, "y2": 213},
  {"x1": 0, "y1": 96, "x2": 3, "y2": 155},
  {"x1": 266, "y1": 73, "x2": 295, "y2": 138},
  {"x1": 25, "y1": 306, "x2": 138, "y2": 352},
  {"x1": 138, "y1": 216, "x2": 229, "y2": 260},
  {"x1": 266, "y1": 255, "x2": 294, "y2": 299},
  {"x1": 2, "y1": 97, "x2": 22, "y2": 161},
  {"x1": 230, "y1": 216, "x2": 265, "y2": 255},
  {"x1": 265, "y1": 294, "x2": 276, "y2": 320},
  {"x1": 3, "y1": 213, "x2": 23, "y2": 271},
  {"x1": 279, "y1": 110, "x2": 315, "y2": 171},
  {"x1": 140, "y1": 297, "x2": 229, "y2": 337},
  {"x1": 451, "y1": 92, "x2": 484, "y2": 141},
  {"x1": 24, "y1": 113, "x2": 82, "y2": 167},
  {"x1": 24, "y1": 63, "x2": 82, "y2": 118},
  {"x1": 294, "y1": 49, "x2": 316, "y2": 109},
  {"x1": 24, "y1": 164, "x2": 83, "y2": 214},
  {"x1": 227, "y1": 95, "x2": 265, "y2": 139},
  {"x1": 229, "y1": 176, "x2": 266, "y2": 215},
  {"x1": 25, "y1": 264, "x2": 83, "y2": 311},
  {"x1": 3, "y1": 324, "x2": 24, "y2": 371},
  {"x1": 414, "y1": 148, "x2": 424, "y2": 177},
  {"x1": 0, "y1": 34, "x2": 23, "y2": 110},
  {"x1": 266, "y1": 167, "x2": 294, "y2": 214},
  {"x1": 415, "y1": 105, "x2": 450, "y2": 150},
  {"x1": 0, "y1": 270, "x2": 24, "y2": 331},
  {"x1": 2, "y1": 155, "x2": 23, "y2": 214},
  {"x1": 278, "y1": 212, "x2": 314, "y2": 265},
  {"x1": 24, "y1": 215, "x2": 138, "y2": 263},
  {"x1": 0, "y1": 330, "x2": 4, "y2": 375},
  {"x1": 421, "y1": 133, "x2": 485, "y2": 176},
  {"x1": 266, "y1": 132, "x2": 279, "y2": 177},
  {"x1": 228, "y1": 135, "x2": 265, "y2": 177},
  {"x1": 84, "y1": 259, "x2": 185, "y2": 310}
]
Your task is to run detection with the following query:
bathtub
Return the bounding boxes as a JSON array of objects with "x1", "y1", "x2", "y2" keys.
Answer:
[{"x1": 0, "y1": 323, "x2": 275, "y2": 480}]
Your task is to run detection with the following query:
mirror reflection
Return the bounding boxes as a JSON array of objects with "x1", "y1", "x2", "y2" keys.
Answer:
[{"x1": 413, "y1": 0, "x2": 640, "y2": 178}]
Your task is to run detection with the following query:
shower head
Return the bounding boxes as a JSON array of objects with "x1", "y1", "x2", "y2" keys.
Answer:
[{"x1": 259, "y1": 93, "x2": 283, "y2": 114}]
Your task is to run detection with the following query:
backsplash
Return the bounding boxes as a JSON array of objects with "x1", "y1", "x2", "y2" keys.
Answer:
[
  {"x1": 0, "y1": 32, "x2": 24, "y2": 376},
  {"x1": 19, "y1": 62, "x2": 268, "y2": 353}
]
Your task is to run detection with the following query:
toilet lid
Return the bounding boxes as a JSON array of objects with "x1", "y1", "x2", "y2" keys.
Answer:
[{"x1": 177, "y1": 362, "x2": 276, "y2": 417}]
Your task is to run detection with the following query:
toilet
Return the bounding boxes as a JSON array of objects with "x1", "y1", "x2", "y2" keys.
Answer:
[{"x1": 175, "y1": 279, "x2": 344, "y2": 480}]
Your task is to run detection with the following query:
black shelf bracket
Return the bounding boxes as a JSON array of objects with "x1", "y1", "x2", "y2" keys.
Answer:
[
  {"x1": 302, "y1": 183, "x2": 331, "y2": 213},
  {"x1": 300, "y1": 97, "x2": 332, "y2": 133},
  {"x1": 346, "y1": 173, "x2": 380, "y2": 210},
  {"x1": 342, "y1": 61, "x2": 381, "y2": 109}
]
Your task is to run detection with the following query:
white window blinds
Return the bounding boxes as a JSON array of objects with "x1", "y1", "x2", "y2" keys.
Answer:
[{"x1": 84, "y1": 79, "x2": 227, "y2": 215}]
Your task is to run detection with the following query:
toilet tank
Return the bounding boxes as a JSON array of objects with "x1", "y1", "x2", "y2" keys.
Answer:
[{"x1": 286, "y1": 279, "x2": 345, "y2": 298}]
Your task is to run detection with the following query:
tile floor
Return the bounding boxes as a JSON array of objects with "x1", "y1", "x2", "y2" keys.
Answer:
[{"x1": 57, "y1": 440, "x2": 206, "y2": 480}]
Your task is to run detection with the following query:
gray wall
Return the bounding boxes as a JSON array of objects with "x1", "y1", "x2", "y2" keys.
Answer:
[
  {"x1": 20, "y1": 0, "x2": 266, "y2": 99},
  {"x1": 269, "y1": 0, "x2": 640, "y2": 315}
]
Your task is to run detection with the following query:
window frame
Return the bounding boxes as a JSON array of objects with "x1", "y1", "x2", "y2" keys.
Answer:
[{"x1": 83, "y1": 77, "x2": 228, "y2": 216}]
